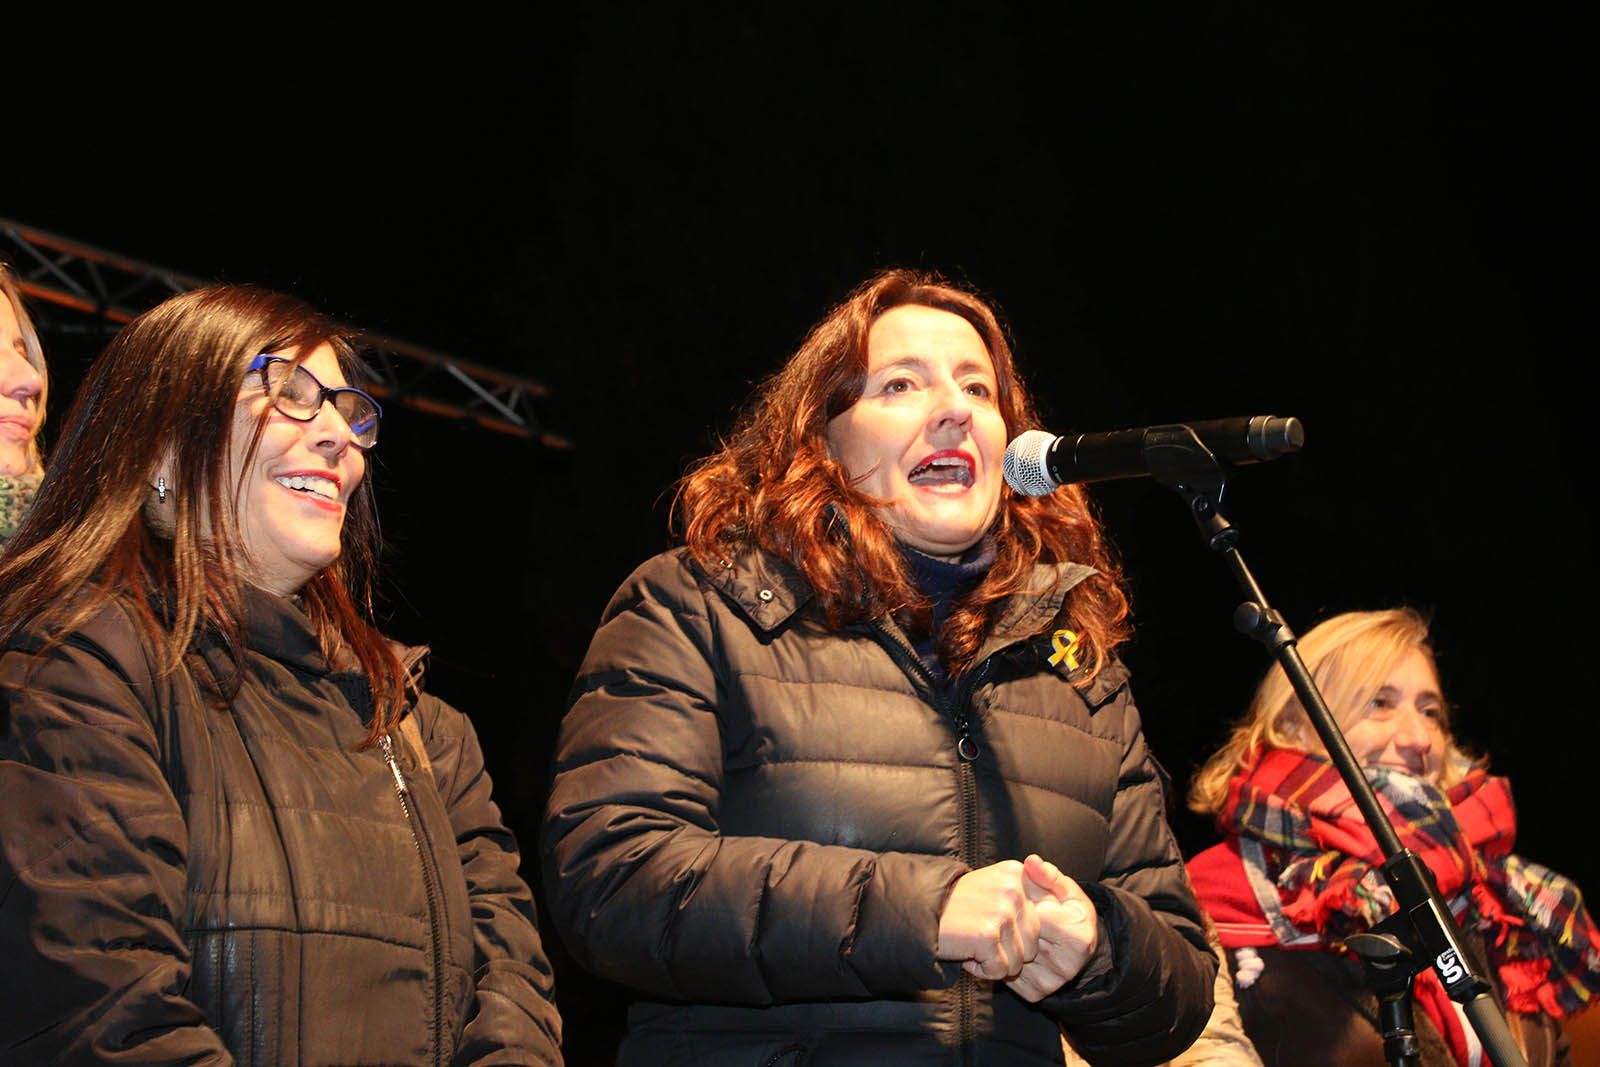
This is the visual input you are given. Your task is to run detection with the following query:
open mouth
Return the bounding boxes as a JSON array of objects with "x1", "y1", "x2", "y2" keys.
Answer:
[
  {"x1": 908, "y1": 454, "x2": 975, "y2": 488},
  {"x1": 274, "y1": 474, "x2": 341, "y2": 503}
]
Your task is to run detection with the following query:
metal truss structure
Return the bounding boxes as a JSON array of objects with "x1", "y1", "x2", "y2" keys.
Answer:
[{"x1": 1, "y1": 216, "x2": 568, "y2": 446}]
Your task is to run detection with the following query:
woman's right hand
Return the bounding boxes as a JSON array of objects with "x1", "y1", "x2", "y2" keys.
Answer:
[
  {"x1": 936, "y1": 860, "x2": 1041, "y2": 980},
  {"x1": 1006, "y1": 854, "x2": 1100, "y2": 1002}
]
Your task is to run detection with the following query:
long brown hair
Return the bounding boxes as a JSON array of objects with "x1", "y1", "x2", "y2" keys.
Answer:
[
  {"x1": 0, "y1": 285, "x2": 409, "y2": 745},
  {"x1": 0, "y1": 261, "x2": 49, "y2": 473},
  {"x1": 676, "y1": 268, "x2": 1129, "y2": 681},
  {"x1": 1188, "y1": 607, "x2": 1470, "y2": 814}
]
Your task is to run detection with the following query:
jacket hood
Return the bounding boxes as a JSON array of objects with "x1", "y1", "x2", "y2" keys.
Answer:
[{"x1": 692, "y1": 546, "x2": 816, "y2": 634}]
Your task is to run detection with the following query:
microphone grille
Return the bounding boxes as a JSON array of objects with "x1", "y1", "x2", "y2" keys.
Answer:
[{"x1": 1003, "y1": 430, "x2": 1058, "y2": 497}]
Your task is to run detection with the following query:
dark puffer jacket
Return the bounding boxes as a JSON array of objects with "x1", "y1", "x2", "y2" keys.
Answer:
[
  {"x1": 0, "y1": 590, "x2": 563, "y2": 1066},
  {"x1": 542, "y1": 548, "x2": 1215, "y2": 1066}
]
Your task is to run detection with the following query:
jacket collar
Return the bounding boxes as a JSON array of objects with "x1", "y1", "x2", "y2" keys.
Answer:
[
  {"x1": 974, "y1": 560, "x2": 1096, "y2": 664},
  {"x1": 694, "y1": 543, "x2": 1094, "y2": 646},
  {"x1": 238, "y1": 584, "x2": 331, "y2": 676}
]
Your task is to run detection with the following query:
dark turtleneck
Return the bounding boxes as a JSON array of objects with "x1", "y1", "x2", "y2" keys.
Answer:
[{"x1": 901, "y1": 536, "x2": 997, "y2": 687}]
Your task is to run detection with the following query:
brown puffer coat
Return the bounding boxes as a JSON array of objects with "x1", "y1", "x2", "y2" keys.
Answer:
[
  {"x1": 542, "y1": 547, "x2": 1215, "y2": 1066},
  {"x1": 0, "y1": 590, "x2": 563, "y2": 1066},
  {"x1": 1223, "y1": 941, "x2": 1569, "y2": 1067}
]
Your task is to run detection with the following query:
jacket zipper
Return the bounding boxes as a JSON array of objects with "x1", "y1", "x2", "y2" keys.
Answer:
[
  {"x1": 863, "y1": 621, "x2": 998, "y2": 760},
  {"x1": 950, "y1": 657, "x2": 995, "y2": 1066},
  {"x1": 379, "y1": 734, "x2": 447, "y2": 1067},
  {"x1": 760, "y1": 1043, "x2": 808, "y2": 1067},
  {"x1": 864, "y1": 622, "x2": 1001, "y2": 1062}
]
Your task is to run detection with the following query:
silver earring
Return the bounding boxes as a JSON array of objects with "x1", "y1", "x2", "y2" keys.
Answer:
[{"x1": 156, "y1": 477, "x2": 168, "y2": 504}]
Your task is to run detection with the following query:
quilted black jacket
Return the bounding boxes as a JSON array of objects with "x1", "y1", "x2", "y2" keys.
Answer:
[
  {"x1": 542, "y1": 547, "x2": 1214, "y2": 1066},
  {"x1": 0, "y1": 590, "x2": 562, "y2": 1066}
]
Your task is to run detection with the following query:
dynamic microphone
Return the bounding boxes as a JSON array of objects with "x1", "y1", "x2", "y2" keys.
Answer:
[{"x1": 1003, "y1": 415, "x2": 1304, "y2": 496}]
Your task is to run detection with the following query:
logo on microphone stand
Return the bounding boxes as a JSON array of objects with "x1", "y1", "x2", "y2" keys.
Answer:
[{"x1": 1435, "y1": 948, "x2": 1466, "y2": 986}]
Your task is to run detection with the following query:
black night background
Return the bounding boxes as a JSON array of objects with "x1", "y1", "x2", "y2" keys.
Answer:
[{"x1": 14, "y1": 8, "x2": 1594, "y2": 1062}]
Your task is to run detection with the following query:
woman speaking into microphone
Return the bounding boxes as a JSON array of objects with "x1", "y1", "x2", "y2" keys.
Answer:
[{"x1": 543, "y1": 269, "x2": 1215, "y2": 1065}]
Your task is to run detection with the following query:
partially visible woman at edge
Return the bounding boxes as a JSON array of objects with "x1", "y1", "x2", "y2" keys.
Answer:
[
  {"x1": 1186, "y1": 608, "x2": 1600, "y2": 1067},
  {"x1": 0, "y1": 285, "x2": 563, "y2": 1064},
  {"x1": 542, "y1": 269, "x2": 1216, "y2": 1066},
  {"x1": 0, "y1": 262, "x2": 49, "y2": 547}
]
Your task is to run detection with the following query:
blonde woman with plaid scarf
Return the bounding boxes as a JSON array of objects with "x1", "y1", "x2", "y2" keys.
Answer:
[{"x1": 1185, "y1": 608, "x2": 1600, "y2": 1067}]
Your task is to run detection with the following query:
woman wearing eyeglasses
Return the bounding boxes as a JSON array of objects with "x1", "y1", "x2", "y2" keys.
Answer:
[
  {"x1": 0, "y1": 286, "x2": 563, "y2": 1065},
  {"x1": 0, "y1": 263, "x2": 49, "y2": 549}
]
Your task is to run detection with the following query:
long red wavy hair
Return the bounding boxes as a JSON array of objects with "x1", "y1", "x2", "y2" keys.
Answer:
[{"x1": 675, "y1": 269, "x2": 1129, "y2": 682}]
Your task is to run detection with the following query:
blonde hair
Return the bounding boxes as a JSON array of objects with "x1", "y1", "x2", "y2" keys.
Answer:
[
  {"x1": 1189, "y1": 607, "x2": 1469, "y2": 814},
  {"x1": 0, "y1": 262, "x2": 49, "y2": 473}
]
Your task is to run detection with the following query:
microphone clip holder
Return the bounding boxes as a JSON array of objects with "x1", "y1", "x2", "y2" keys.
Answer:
[{"x1": 1347, "y1": 924, "x2": 1423, "y2": 1067}]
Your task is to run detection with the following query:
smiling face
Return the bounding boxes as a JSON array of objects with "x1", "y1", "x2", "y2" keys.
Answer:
[
  {"x1": 1339, "y1": 646, "x2": 1447, "y2": 784},
  {"x1": 825, "y1": 305, "x2": 1007, "y2": 560},
  {"x1": 0, "y1": 295, "x2": 44, "y2": 476},
  {"x1": 228, "y1": 342, "x2": 366, "y2": 595}
]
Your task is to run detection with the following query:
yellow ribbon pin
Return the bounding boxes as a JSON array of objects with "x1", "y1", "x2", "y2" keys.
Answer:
[{"x1": 1048, "y1": 629, "x2": 1082, "y2": 670}]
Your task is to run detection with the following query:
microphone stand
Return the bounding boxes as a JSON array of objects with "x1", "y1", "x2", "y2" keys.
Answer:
[{"x1": 1141, "y1": 425, "x2": 1526, "y2": 1067}]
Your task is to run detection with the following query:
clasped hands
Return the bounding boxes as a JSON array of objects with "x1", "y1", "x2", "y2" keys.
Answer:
[{"x1": 935, "y1": 854, "x2": 1099, "y2": 1003}]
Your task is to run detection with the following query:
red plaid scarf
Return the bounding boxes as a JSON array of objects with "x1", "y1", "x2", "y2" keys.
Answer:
[{"x1": 1216, "y1": 749, "x2": 1600, "y2": 1032}]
